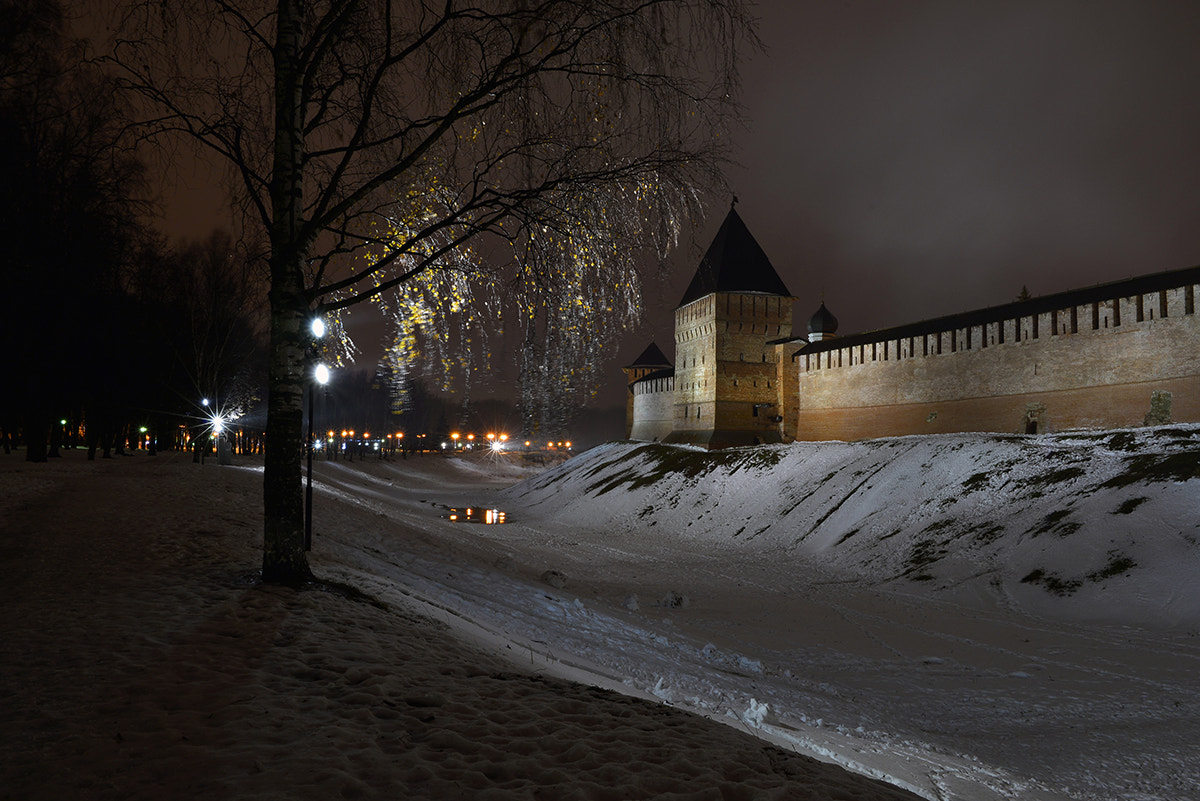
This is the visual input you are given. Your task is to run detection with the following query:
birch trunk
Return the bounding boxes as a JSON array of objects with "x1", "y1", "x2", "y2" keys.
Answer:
[{"x1": 261, "y1": 0, "x2": 311, "y2": 584}]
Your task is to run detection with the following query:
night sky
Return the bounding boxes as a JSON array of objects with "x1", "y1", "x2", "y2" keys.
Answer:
[{"x1": 155, "y1": 1, "x2": 1200, "y2": 412}]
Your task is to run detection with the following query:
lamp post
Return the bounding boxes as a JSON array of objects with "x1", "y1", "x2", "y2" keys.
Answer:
[{"x1": 305, "y1": 317, "x2": 328, "y2": 551}]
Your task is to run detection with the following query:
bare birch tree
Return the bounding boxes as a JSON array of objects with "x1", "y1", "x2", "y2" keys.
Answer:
[{"x1": 101, "y1": 0, "x2": 757, "y2": 583}]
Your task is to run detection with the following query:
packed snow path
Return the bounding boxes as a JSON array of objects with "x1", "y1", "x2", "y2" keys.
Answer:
[{"x1": 311, "y1": 428, "x2": 1200, "y2": 801}]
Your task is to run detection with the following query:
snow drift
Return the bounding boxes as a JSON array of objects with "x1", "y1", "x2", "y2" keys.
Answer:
[{"x1": 501, "y1": 425, "x2": 1200, "y2": 628}]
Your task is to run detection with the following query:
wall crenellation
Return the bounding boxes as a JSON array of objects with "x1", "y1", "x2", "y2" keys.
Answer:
[
  {"x1": 799, "y1": 281, "x2": 1200, "y2": 378},
  {"x1": 793, "y1": 270, "x2": 1200, "y2": 440}
]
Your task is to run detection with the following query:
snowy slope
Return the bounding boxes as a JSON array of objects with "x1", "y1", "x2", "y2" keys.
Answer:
[
  {"x1": 303, "y1": 429, "x2": 1200, "y2": 800},
  {"x1": 501, "y1": 426, "x2": 1200, "y2": 629}
]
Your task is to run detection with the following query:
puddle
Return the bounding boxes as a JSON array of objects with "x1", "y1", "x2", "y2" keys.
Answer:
[{"x1": 442, "y1": 506, "x2": 507, "y2": 524}]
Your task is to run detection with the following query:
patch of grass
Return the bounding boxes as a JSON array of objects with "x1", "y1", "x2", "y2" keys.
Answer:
[
  {"x1": 1105, "y1": 431, "x2": 1138, "y2": 452},
  {"x1": 1019, "y1": 569, "x2": 1081, "y2": 596},
  {"x1": 744, "y1": 525, "x2": 772, "y2": 540},
  {"x1": 834, "y1": 528, "x2": 860, "y2": 546},
  {"x1": 1022, "y1": 466, "x2": 1087, "y2": 489},
  {"x1": 1055, "y1": 521, "x2": 1083, "y2": 537},
  {"x1": 1100, "y1": 452, "x2": 1200, "y2": 489},
  {"x1": 1087, "y1": 553, "x2": 1137, "y2": 581},
  {"x1": 968, "y1": 523, "x2": 1006, "y2": 545},
  {"x1": 909, "y1": 573, "x2": 935, "y2": 582},
  {"x1": 1027, "y1": 508, "x2": 1072, "y2": 537},
  {"x1": 920, "y1": 518, "x2": 957, "y2": 534},
  {"x1": 1113, "y1": 497, "x2": 1149, "y2": 515},
  {"x1": 1059, "y1": 431, "x2": 1107, "y2": 442},
  {"x1": 588, "y1": 444, "x2": 786, "y2": 496},
  {"x1": 961, "y1": 471, "x2": 992, "y2": 492},
  {"x1": 905, "y1": 537, "x2": 948, "y2": 573}
]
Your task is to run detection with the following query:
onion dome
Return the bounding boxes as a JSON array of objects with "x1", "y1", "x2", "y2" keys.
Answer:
[{"x1": 807, "y1": 302, "x2": 838, "y2": 339}]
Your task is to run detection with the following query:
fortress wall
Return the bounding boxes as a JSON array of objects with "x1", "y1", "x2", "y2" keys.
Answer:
[
  {"x1": 795, "y1": 285, "x2": 1200, "y2": 440},
  {"x1": 795, "y1": 377, "x2": 1200, "y2": 441},
  {"x1": 630, "y1": 375, "x2": 676, "y2": 442}
]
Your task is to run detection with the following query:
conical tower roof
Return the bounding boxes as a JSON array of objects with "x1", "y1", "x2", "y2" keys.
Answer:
[
  {"x1": 625, "y1": 342, "x2": 672, "y2": 370},
  {"x1": 678, "y1": 205, "x2": 792, "y2": 307}
]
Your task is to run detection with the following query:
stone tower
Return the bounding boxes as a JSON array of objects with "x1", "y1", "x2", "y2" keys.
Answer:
[
  {"x1": 621, "y1": 342, "x2": 672, "y2": 438},
  {"x1": 666, "y1": 205, "x2": 795, "y2": 448}
]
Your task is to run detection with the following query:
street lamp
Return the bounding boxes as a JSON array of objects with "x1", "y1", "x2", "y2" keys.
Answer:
[{"x1": 305, "y1": 316, "x2": 328, "y2": 551}]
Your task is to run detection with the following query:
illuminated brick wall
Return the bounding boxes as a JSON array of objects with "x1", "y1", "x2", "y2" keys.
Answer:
[{"x1": 793, "y1": 280, "x2": 1200, "y2": 440}]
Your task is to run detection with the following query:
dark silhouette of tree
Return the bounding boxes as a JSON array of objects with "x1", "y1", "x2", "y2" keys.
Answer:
[
  {"x1": 102, "y1": 0, "x2": 758, "y2": 583},
  {"x1": 125, "y1": 230, "x2": 270, "y2": 455},
  {"x1": 0, "y1": 0, "x2": 147, "y2": 461},
  {"x1": 142, "y1": 233, "x2": 268, "y2": 407}
]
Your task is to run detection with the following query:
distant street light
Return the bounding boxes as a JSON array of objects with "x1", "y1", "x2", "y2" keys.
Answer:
[{"x1": 305, "y1": 316, "x2": 328, "y2": 551}]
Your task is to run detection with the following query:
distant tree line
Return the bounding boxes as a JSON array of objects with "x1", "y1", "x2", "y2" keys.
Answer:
[
  {"x1": 312, "y1": 366, "x2": 530, "y2": 455},
  {"x1": 0, "y1": 1, "x2": 270, "y2": 460}
]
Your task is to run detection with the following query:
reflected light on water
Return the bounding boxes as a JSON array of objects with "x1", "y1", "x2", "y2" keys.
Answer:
[{"x1": 443, "y1": 507, "x2": 507, "y2": 524}]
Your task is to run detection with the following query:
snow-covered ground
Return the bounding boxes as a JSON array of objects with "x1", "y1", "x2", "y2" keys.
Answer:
[
  {"x1": 309, "y1": 427, "x2": 1200, "y2": 801},
  {"x1": 1, "y1": 448, "x2": 920, "y2": 801},
  {"x1": 5, "y1": 426, "x2": 1198, "y2": 799}
]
